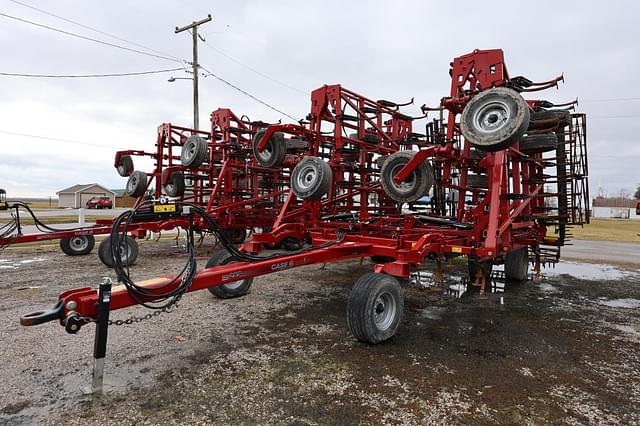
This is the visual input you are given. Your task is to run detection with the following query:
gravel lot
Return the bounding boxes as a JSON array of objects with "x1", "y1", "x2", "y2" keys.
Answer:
[{"x1": 1, "y1": 240, "x2": 639, "y2": 425}]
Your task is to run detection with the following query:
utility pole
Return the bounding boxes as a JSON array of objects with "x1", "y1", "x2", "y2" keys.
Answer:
[{"x1": 175, "y1": 14, "x2": 212, "y2": 130}]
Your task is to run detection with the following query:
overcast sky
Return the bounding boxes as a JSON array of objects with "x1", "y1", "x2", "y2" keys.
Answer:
[{"x1": 0, "y1": 0, "x2": 638, "y2": 198}]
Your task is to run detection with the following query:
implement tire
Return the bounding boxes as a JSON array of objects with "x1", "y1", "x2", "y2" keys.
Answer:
[
  {"x1": 519, "y1": 134, "x2": 558, "y2": 154},
  {"x1": 380, "y1": 151, "x2": 434, "y2": 203},
  {"x1": 505, "y1": 247, "x2": 529, "y2": 281},
  {"x1": 461, "y1": 87, "x2": 530, "y2": 152},
  {"x1": 60, "y1": 235, "x2": 95, "y2": 256},
  {"x1": 291, "y1": 156, "x2": 332, "y2": 200},
  {"x1": 98, "y1": 235, "x2": 139, "y2": 268},
  {"x1": 253, "y1": 129, "x2": 286, "y2": 168},
  {"x1": 347, "y1": 273, "x2": 403, "y2": 344},
  {"x1": 206, "y1": 250, "x2": 252, "y2": 299}
]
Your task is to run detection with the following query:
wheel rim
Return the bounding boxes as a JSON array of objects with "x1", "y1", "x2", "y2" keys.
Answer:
[
  {"x1": 389, "y1": 162, "x2": 416, "y2": 195},
  {"x1": 69, "y1": 236, "x2": 89, "y2": 252},
  {"x1": 374, "y1": 291, "x2": 397, "y2": 331},
  {"x1": 127, "y1": 176, "x2": 138, "y2": 192},
  {"x1": 166, "y1": 183, "x2": 175, "y2": 194},
  {"x1": 296, "y1": 163, "x2": 318, "y2": 191},
  {"x1": 223, "y1": 279, "x2": 245, "y2": 291},
  {"x1": 117, "y1": 239, "x2": 131, "y2": 262},
  {"x1": 257, "y1": 141, "x2": 273, "y2": 162},
  {"x1": 473, "y1": 100, "x2": 510, "y2": 134},
  {"x1": 183, "y1": 141, "x2": 196, "y2": 162}
]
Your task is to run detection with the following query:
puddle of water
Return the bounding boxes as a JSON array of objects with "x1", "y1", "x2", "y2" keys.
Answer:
[
  {"x1": 19, "y1": 258, "x2": 47, "y2": 264},
  {"x1": 538, "y1": 283, "x2": 560, "y2": 293},
  {"x1": 596, "y1": 298, "x2": 640, "y2": 309},
  {"x1": 544, "y1": 262, "x2": 636, "y2": 281},
  {"x1": 419, "y1": 306, "x2": 447, "y2": 320}
]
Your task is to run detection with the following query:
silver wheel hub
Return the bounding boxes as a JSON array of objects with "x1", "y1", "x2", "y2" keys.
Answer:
[
  {"x1": 69, "y1": 236, "x2": 89, "y2": 251},
  {"x1": 296, "y1": 164, "x2": 318, "y2": 190},
  {"x1": 374, "y1": 292, "x2": 397, "y2": 331},
  {"x1": 473, "y1": 100, "x2": 510, "y2": 134}
]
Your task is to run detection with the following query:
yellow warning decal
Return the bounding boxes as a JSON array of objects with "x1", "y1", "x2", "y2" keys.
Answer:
[
  {"x1": 451, "y1": 246, "x2": 463, "y2": 253},
  {"x1": 153, "y1": 204, "x2": 176, "y2": 213}
]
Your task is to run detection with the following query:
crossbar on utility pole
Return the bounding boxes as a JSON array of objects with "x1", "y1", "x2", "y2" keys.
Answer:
[{"x1": 175, "y1": 14, "x2": 212, "y2": 130}]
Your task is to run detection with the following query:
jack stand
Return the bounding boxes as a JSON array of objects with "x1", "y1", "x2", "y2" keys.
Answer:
[
  {"x1": 533, "y1": 253, "x2": 542, "y2": 281},
  {"x1": 88, "y1": 278, "x2": 112, "y2": 394},
  {"x1": 433, "y1": 259, "x2": 443, "y2": 288}
]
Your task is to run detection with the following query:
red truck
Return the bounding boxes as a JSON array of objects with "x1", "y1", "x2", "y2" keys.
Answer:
[{"x1": 85, "y1": 196, "x2": 112, "y2": 209}]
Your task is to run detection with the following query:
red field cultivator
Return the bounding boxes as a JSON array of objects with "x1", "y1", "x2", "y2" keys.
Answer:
[{"x1": 17, "y1": 49, "x2": 590, "y2": 391}]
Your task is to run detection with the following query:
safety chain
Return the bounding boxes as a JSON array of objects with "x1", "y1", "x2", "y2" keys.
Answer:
[{"x1": 76, "y1": 304, "x2": 178, "y2": 326}]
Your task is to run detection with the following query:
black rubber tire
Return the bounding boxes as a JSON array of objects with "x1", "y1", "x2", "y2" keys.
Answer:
[
  {"x1": 528, "y1": 110, "x2": 571, "y2": 130},
  {"x1": 181, "y1": 135, "x2": 208, "y2": 168},
  {"x1": 59, "y1": 235, "x2": 95, "y2": 256},
  {"x1": 116, "y1": 155, "x2": 134, "y2": 177},
  {"x1": 380, "y1": 151, "x2": 434, "y2": 203},
  {"x1": 164, "y1": 171, "x2": 185, "y2": 197},
  {"x1": 206, "y1": 250, "x2": 252, "y2": 299},
  {"x1": 98, "y1": 235, "x2": 139, "y2": 268},
  {"x1": 221, "y1": 228, "x2": 247, "y2": 245},
  {"x1": 370, "y1": 256, "x2": 395, "y2": 264},
  {"x1": 125, "y1": 171, "x2": 148, "y2": 197},
  {"x1": 460, "y1": 87, "x2": 530, "y2": 152},
  {"x1": 519, "y1": 134, "x2": 558, "y2": 154},
  {"x1": 504, "y1": 247, "x2": 529, "y2": 281},
  {"x1": 467, "y1": 174, "x2": 488, "y2": 189},
  {"x1": 252, "y1": 129, "x2": 286, "y2": 168},
  {"x1": 347, "y1": 273, "x2": 404, "y2": 344},
  {"x1": 291, "y1": 156, "x2": 332, "y2": 200}
]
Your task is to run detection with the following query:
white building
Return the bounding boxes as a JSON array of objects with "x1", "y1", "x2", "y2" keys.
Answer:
[
  {"x1": 57, "y1": 183, "x2": 115, "y2": 209},
  {"x1": 591, "y1": 197, "x2": 640, "y2": 220}
]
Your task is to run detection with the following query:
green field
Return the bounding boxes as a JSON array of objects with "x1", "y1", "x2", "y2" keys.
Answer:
[{"x1": 569, "y1": 219, "x2": 640, "y2": 243}]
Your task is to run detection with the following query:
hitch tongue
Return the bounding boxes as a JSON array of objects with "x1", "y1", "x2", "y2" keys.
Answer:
[{"x1": 20, "y1": 299, "x2": 65, "y2": 326}]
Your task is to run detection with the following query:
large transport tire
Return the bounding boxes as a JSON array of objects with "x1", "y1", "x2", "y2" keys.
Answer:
[
  {"x1": 380, "y1": 151, "x2": 434, "y2": 203},
  {"x1": 528, "y1": 110, "x2": 571, "y2": 130},
  {"x1": 347, "y1": 273, "x2": 404, "y2": 344},
  {"x1": 116, "y1": 155, "x2": 134, "y2": 177},
  {"x1": 221, "y1": 228, "x2": 247, "y2": 244},
  {"x1": 460, "y1": 87, "x2": 530, "y2": 152},
  {"x1": 59, "y1": 235, "x2": 95, "y2": 256},
  {"x1": 98, "y1": 235, "x2": 139, "y2": 268},
  {"x1": 504, "y1": 247, "x2": 529, "y2": 281},
  {"x1": 125, "y1": 170, "x2": 148, "y2": 197},
  {"x1": 291, "y1": 156, "x2": 332, "y2": 200},
  {"x1": 206, "y1": 250, "x2": 253, "y2": 299},
  {"x1": 181, "y1": 135, "x2": 208, "y2": 168},
  {"x1": 164, "y1": 171, "x2": 185, "y2": 197},
  {"x1": 518, "y1": 134, "x2": 558, "y2": 154},
  {"x1": 252, "y1": 129, "x2": 286, "y2": 168}
]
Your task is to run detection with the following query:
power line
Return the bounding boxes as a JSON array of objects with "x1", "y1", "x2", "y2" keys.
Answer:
[
  {"x1": 201, "y1": 39, "x2": 307, "y2": 95},
  {"x1": 0, "y1": 67, "x2": 185, "y2": 78},
  {"x1": 199, "y1": 65, "x2": 300, "y2": 121},
  {"x1": 1, "y1": 8, "x2": 301, "y2": 123},
  {"x1": 0, "y1": 130, "x2": 124, "y2": 149},
  {"x1": 7, "y1": 0, "x2": 183, "y2": 62},
  {"x1": 0, "y1": 11, "x2": 183, "y2": 63}
]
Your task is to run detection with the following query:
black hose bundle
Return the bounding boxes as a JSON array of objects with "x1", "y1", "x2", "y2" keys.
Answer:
[{"x1": 109, "y1": 200, "x2": 344, "y2": 310}]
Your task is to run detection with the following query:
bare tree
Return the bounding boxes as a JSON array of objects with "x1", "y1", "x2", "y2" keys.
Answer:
[{"x1": 618, "y1": 188, "x2": 631, "y2": 199}]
